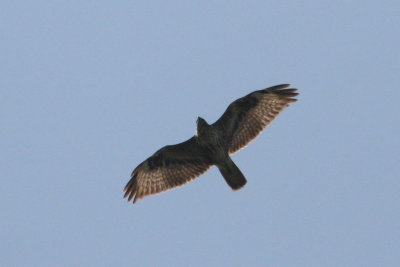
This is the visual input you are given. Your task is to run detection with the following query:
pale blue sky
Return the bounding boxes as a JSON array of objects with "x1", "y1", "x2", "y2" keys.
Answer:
[{"x1": 1, "y1": 1, "x2": 399, "y2": 266}]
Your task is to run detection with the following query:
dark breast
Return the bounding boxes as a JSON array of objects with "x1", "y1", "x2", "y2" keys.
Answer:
[{"x1": 197, "y1": 128, "x2": 228, "y2": 164}]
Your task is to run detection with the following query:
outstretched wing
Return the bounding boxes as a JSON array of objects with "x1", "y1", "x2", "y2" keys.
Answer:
[
  {"x1": 124, "y1": 137, "x2": 212, "y2": 204},
  {"x1": 213, "y1": 84, "x2": 298, "y2": 154}
]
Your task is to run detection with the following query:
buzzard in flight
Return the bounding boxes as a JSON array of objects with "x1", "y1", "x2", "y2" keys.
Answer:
[{"x1": 124, "y1": 84, "x2": 298, "y2": 204}]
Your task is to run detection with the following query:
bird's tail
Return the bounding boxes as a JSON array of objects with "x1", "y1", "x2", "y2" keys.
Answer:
[{"x1": 217, "y1": 158, "x2": 247, "y2": 190}]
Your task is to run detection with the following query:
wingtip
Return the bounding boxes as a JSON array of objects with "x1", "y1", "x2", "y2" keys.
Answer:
[
  {"x1": 267, "y1": 86, "x2": 299, "y2": 101},
  {"x1": 286, "y1": 98, "x2": 298, "y2": 103},
  {"x1": 267, "y1": 84, "x2": 291, "y2": 90},
  {"x1": 127, "y1": 192, "x2": 135, "y2": 202}
]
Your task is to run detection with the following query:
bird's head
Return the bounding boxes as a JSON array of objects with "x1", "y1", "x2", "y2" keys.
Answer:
[{"x1": 196, "y1": 117, "x2": 209, "y2": 136}]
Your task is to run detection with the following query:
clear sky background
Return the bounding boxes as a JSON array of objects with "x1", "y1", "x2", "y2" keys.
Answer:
[{"x1": 1, "y1": 1, "x2": 399, "y2": 266}]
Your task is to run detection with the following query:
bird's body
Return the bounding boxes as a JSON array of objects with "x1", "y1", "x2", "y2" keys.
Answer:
[
  {"x1": 196, "y1": 117, "x2": 247, "y2": 190},
  {"x1": 124, "y1": 84, "x2": 298, "y2": 204},
  {"x1": 196, "y1": 117, "x2": 228, "y2": 164}
]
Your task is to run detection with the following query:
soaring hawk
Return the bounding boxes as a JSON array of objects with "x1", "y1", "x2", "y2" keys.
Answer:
[{"x1": 124, "y1": 84, "x2": 298, "y2": 204}]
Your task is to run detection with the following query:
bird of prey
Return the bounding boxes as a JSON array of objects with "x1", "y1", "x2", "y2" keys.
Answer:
[{"x1": 124, "y1": 84, "x2": 298, "y2": 204}]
